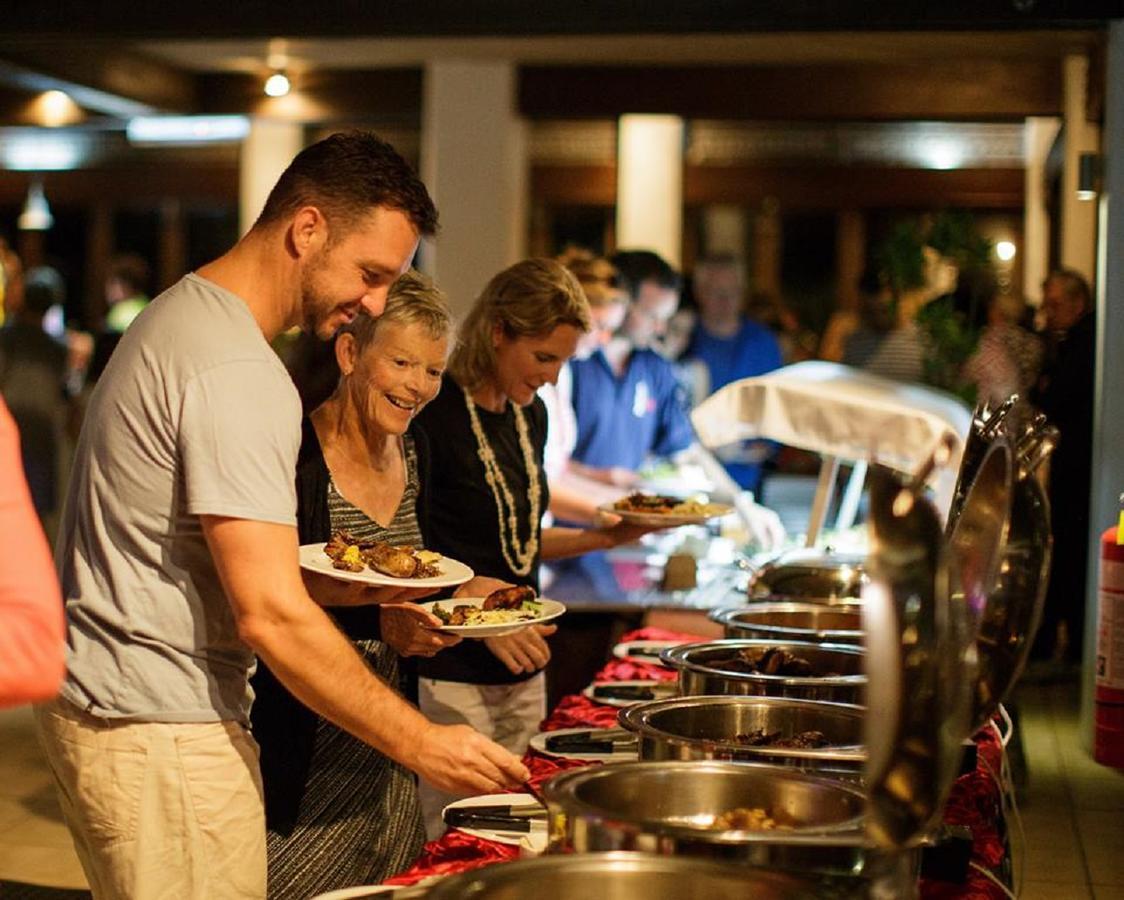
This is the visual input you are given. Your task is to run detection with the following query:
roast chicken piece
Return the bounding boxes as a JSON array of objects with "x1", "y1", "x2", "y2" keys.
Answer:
[
  {"x1": 364, "y1": 542, "x2": 432, "y2": 578},
  {"x1": 482, "y1": 585, "x2": 536, "y2": 610}
]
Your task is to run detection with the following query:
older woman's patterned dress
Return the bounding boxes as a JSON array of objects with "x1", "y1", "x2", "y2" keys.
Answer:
[{"x1": 266, "y1": 437, "x2": 426, "y2": 899}]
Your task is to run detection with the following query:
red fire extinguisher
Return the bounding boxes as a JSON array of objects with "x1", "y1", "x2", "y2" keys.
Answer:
[{"x1": 1094, "y1": 499, "x2": 1124, "y2": 768}]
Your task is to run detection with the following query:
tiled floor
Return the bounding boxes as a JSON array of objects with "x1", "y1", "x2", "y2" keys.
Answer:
[
  {"x1": 0, "y1": 679, "x2": 1122, "y2": 898},
  {"x1": 1009, "y1": 678, "x2": 1124, "y2": 899}
]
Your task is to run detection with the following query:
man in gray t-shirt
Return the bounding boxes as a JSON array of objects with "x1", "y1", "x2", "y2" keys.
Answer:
[{"x1": 35, "y1": 132, "x2": 529, "y2": 900}]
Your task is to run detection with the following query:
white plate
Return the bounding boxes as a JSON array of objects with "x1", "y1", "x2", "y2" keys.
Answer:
[
  {"x1": 299, "y1": 542, "x2": 474, "y2": 589},
  {"x1": 418, "y1": 596, "x2": 566, "y2": 637},
  {"x1": 529, "y1": 727, "x2": 639, "y2": 763},
  {"x1": 442, "y1": 792, "x2": 548, "y2": 850},
  {"x1": 309, "y1": 886, "x2": 398, "y2": 900},
  {"x1": 597, "y1": 501, "x2": 734, "y2": 528},
  {"x1": 581, "y1": 679, "x2": 680, "y2": 708},
  {"x1": 611, "y1": 639, "x2": 687, "y2": 666}
]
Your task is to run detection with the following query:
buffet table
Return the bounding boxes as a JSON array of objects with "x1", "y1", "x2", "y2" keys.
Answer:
[{"x1": 384, "y1": 626, "x2": 1011, "y2": 898}]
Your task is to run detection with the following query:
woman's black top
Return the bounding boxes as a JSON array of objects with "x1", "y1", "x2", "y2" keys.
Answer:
[
  {"x1": 249, "y1": 416, "x2": 433, "y2": 835},
  {"x1": 412, "y1": 373, "x2": 550, "y2": 686}
]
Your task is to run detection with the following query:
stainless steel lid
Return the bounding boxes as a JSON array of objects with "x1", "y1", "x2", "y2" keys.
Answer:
[
  {"x1": 862, "y1": 463, "x2": 975, "y2": 849},
  {"x1": 948, "y1": 399, "x2": 1057, "y2": 732},
  {"x1": 749, "y1": 549, "x2": 867, "y2": 602}
]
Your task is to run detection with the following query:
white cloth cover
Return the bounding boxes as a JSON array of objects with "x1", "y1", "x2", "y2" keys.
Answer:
[{"x1": 689, "y1": 361, "x2": 972, "y2": 517}]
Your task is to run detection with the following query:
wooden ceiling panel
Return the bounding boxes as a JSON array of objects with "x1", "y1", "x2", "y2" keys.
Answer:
[{"x1": 521, "y1": 61, "x2": 1063, "y2": 121}]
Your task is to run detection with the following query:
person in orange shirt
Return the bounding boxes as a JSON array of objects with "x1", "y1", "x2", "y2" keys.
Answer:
[{"x1": 0, "y1": 395, "x2": 64, "y2": 708}]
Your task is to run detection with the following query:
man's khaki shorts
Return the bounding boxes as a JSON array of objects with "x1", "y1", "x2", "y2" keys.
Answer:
[{"x1": 34, "y1": 698, "x2": 266, "y2": 900}]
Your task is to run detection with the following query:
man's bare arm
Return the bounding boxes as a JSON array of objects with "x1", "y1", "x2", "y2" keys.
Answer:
[{"x1": 201, "y1": 516, "x2": 528, "y2": 794}]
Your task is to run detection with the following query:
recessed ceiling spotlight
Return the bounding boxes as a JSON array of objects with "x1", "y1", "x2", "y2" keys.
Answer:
[
  {"x1": 35, "y1": 89, "x2": 82, "y2": 127},
  {"x1": 995, "y1": 240, "x2": 1016, "y2": 262},
  {"x1": 264, "y1": 71, "x2": 291, "y2": 98}
]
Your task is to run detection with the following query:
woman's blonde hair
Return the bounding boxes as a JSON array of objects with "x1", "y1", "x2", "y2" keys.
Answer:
[
  {"x1": 342, "y1": 269, "x2": 453, "y2": 354},
  {"x1": 556, "y1": 246, "x2": 624, "y2": 308},
  {"x1": 449, "y1": 258, "x2": 591, "y2": 390}
]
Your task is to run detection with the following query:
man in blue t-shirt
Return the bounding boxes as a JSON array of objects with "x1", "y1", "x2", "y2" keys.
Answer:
[{"x1": 682, "y1": 254, "x2": 784, "y2": 493}]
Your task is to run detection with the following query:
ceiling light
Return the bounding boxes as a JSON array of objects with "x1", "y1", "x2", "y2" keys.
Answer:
[
  {"x1": 995, "y1": 241, "x2": 1016, "y2": 262},
  {"x1": 18, "y1": 181, "x2": 53, "y2": 231},
  {"x1": 264, "y1": 71, "x2": 291, "y2": 98},
  {"x1": 36, "y1": 89, "x2": 82, "y2": 127},
  {"x1": 127, "y1": 115, "x2": 250, "y2": 145}
]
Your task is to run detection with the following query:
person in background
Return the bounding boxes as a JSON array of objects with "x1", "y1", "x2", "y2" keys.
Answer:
[
  {"x1": 35, "y1": 132, "x2": 528, "y2": 900},
  {"x1": 0, "y1": 396, "x2": 65, "y2": 709},
  {"x1": 567, "y1": 249, "x2": 785, "y2": 548},
  {"x1": 1031, "y1": 268, "x2": 1095, "y2": 665},
  {"x1": 961, "y1": 280, "x2": 1043, "y2": 409},
  {"x1": 86, "y1": 253, "x2": 152, "y2": 384},
  {"x1": 680, "y1": 254, "x2": 784, "y2": 495},
  {"x1": 0, "y1": 265, "x2": 70, "y2": 531},
  {"x1": 540, "y1": 247, "x2": 631, "y2": 525},
  {"x1": 412, "y1": 258, "x2": 662, "y2": 837}
]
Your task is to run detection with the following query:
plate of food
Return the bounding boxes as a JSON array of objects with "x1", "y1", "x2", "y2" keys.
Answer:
[
  {"x1": 611, "y1": 639, "x2": 688, "y2": 666},
  {"x1": 442, "y1": 792, "x2": 548, "y2": 849},
  {"x1": 600, "y1": 492, "x2": 734, "y2": 527},
  {"x1": 529, "y1": 727, "x2": 639, "y2": 762},
  {"x1": 418, "y1": 586, "x2": 565, "y2": 637},
  {"x1": 299, "y1": 532, "x2": 474, "y2": 588},
  {"x1": 581, "y1": 679, "x2": 680, "y2": 707}
]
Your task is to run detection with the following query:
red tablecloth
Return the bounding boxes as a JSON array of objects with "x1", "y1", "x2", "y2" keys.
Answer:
[{"x1": 386, "y1": 627, "x2": 1010, "y2": 897}]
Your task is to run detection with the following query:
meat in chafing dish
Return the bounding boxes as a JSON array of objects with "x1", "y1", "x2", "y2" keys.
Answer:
[{"x1": 732, "y1": 728, "x2": 831, "y2": 749}]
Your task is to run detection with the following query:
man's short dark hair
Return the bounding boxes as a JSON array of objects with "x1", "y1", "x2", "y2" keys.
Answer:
[
  {"x1": 609, "y1": 250, "x2": 681, "y2": 302},
  {"x1": 255, "y1": 131, "x2": 438, "y2": 238}
]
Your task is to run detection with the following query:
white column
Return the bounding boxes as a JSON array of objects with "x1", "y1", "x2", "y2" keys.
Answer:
[
  {"x1": 1061, "y1": 54, "x2": 1100, "y2": 283},
  {"x1": 616, "y1": 114, "x2": 684, "y2": 267},
  {"x1": 1080, "y1": 19, "x2": 1124, "y2": 752},
  {"x1": 421, "y1": 60, "x2": 526, "y2": 320},
  {"x1": 1023, "y1": 117, "x2": 1061, "y2": 306},
  {"x1": 239, "y1": 119, "x2": 304, "y2": 236}
]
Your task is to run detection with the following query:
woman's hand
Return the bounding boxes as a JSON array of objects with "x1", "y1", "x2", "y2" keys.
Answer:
[
  {"x1": 484, "y1": 624, "x2": 557, "y2": 675},
  {"x1": 453, "y1": 575, "x2": 514, "y2": 600},
  {"x1": 379, "y1": 603, "x2": 461, "y2": 657}
]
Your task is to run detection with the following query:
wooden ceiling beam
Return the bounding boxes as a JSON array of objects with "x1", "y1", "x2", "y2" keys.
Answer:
[
  {"x1": 194, "y1": 70, "x2": 422, "y2": 123},
  {"x1": 0, "y1": 42, "x2": 195, "y2": 115},
  {"x1": 520, "y1": 60, "x2": 1063, "y2": 121},
  {"x1": 531, "y1": 164, "x2": 1024, "y2": 210}
]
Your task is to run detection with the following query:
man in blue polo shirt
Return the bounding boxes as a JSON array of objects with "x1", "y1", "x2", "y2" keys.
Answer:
[{"x1": 566, "y1": 250, "x2": 783, "y2": 549}]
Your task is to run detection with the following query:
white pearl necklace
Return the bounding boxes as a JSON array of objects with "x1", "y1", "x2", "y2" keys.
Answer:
[{"x1": 462, "y1": 386, "x2": 541, "y2": 577}]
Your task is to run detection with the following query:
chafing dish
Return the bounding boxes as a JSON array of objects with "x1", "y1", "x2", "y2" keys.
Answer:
[
  {"x1": 748, "y1": 549, "x2": 866, "y2": 603},
  {"x1": 618, "y1": 695, "x2": 865, "y2": 774},
  {"x1": 424, "y1": 851, "x2": 847, "y2": 899},
  {"x1": 543, "y1": 761, "x2": 869, "y2": 876},
  {"x1": 711, "y1": 602, "x2": 864, "y2": 645},
  {"x1": 661, "y1": 639, "x2": 865, "y2": 705}
]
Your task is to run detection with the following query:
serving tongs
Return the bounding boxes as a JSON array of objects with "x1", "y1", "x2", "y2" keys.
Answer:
[
  {"x1": 863, "y1": 435, "x2": 975, "y2": 855},
  {"x1": 544, "y1": 728, "x2": 638, "y2": 754},
  {"x1": 444, "y1": 803, "x2": 547, "y2": 833}
]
